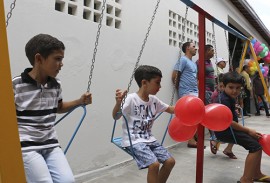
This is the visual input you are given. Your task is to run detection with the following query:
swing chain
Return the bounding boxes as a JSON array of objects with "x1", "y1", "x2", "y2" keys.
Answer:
[
  {"x1": 178, "y1": 6, "x2": 188, "y2": 59},
  {"x1": 212, "y1": 22, "x2": 223, "y2": 103},
  {"x1": 86, "y1": 0, "x2": 107, "y2": 93},
  {"x1": 170, "y1": 6, "x2": 189, "y2": 106},
  {"x1": 212, "y1": 22, "x2": 218, "y2": 64},
  {"x1": 120, "y1": 0, "x2": 161, "y2": 109},
  {"x1": 224, "y1": 30, "x2": 234, "y2": 71},
  {"x1": 5, "y1": 0, "x2": 17, "y2": 27},
  {"x1": 224, "y1": 31, "x2": 231, "y2": 61}
]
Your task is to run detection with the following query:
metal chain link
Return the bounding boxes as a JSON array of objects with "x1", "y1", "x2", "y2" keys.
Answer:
[
  {"x1": 224, "y1": 31, "x2": 230, "y2": 64},
  {"x1": 212, "y1": 22, "x2": 218, "y2": 67},
  {"x1": 120, "y1": 0, "x2": 161, "y2": 109},
  {"x1": 224, "y1": 30, "x2": 234, "y2": 71},
  {"x1": 170, "y1": 6, "x2": 189, "y2": 106},
  {"x1": 231, "y1": 37, "x2": 238, "y2": 69},
  {"x1": 5, "y1": 0, "x2": 17, "y2": 27},
  {"x1": 86, "y1": 0, "x2": 107, "y2": 93},
  {"x1": 212, "y1": 22, "x2": 222, "y2": 102}
]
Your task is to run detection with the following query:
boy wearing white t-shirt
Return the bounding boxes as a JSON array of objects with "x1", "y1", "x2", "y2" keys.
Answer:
[{"x1": 112, "y1": 65, "x2": 175, "y2": 183}]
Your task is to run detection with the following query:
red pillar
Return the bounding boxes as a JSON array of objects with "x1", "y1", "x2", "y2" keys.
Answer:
[{"x1": 196, "y1": 13, "x2": 206, "y2": 183}]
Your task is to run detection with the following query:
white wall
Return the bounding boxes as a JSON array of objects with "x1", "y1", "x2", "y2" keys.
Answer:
[{"x1": 4, "y1": 0, "x2": 268, "y2": 177}]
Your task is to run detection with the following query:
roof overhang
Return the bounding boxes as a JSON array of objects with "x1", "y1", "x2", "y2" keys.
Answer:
[{"x1": 229, "y1": 0, "x2": 270, "y2": 44}]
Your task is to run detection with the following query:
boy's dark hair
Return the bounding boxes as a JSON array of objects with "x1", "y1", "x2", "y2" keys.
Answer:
[
  {"x1": 134, "y1": 65, "x2": 162, "y2": 87},
  {"x1": 25, "y1": 34, "x2": 65, "y2": 66},
  {"x1": 218, "y1": 73, "x2": 224, "y2": 83},
  {"x1": 205, "y1": 44, "x2": 213, "y2": 52},
  {"x1": 222, "y1": 71, "x2": 244, "y2": 86},
  {"x1": 182, "y1": 42, "x2": 191, "y2": 53}
]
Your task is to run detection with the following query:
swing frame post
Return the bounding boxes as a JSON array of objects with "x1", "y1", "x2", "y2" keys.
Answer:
[
  {"x1": 180, "y1": 0, "x2": 249, "y2": 182},
  {"x1": 197, "y1": 13, "x2": 206, "y2": 183},
  {"x1": 238, "y1": 40, "x2": 249, "y2": 74},
  {"x1": 0, "y1": 1, "x2": 26, "y2": 182}
]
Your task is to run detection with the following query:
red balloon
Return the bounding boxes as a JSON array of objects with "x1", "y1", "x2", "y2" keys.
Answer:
[
  {"x1": 259, "y1": 134, "x2": 270, "y2": 156},
  {"x1": 168, "y1": 117, "x2": 198, "y2": 142},
  {"x1": 200, "y1": 104, "x2": 232, "y2": 131},
  {"x1": 174, "y1": 95, "x2": 205, "y2": 126}
]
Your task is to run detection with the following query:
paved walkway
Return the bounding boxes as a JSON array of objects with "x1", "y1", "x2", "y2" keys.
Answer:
[{"x1": 78, "y1": 114, "x2": 270, "y2": 183}]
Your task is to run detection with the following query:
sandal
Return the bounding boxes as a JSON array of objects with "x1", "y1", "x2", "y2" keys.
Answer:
[
  {"x1": 210, "y1": 140, "x2": 217, "y2": 154},
  {"x1": 253, "y1": 175, "x2": 270, "y2": 182},
  {"x1": 223, "y1": 151, "x2": 237, "y2": 159}
]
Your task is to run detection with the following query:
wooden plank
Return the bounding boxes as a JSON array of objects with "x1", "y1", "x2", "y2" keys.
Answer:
[{"x1": 0, "y1": 1, "x2": 26, "y2": 182}]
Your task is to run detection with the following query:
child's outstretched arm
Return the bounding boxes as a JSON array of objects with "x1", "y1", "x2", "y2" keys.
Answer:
[
  {"x1": 57, "y1": 92, "x2": 92, "y2": 113},
  {"x1": 112, "y1": 89, "x2": 127, "y2": 120},
  {"x1": 231, "y1": 121, "x2": 262, "y2": 139},
  {"x1": 165, "y1": 106, "x2": 175, "y2": 114}
]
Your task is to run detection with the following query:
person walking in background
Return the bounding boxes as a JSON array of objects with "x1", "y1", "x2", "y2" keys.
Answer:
[
  {"x1": 253, "y1": 71, "x2": 270, "y2": 117},
  {"x1": 241, "y1": 65, "x2": 252, "y2": 116}
]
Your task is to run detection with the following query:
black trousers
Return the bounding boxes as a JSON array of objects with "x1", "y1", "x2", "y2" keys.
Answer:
[
  {"x1": 254, "y1": 94, "x2": 270, "y2": 115},
  {"x1": 243, "y1": 88, "x2": 250, "y2": 114}
]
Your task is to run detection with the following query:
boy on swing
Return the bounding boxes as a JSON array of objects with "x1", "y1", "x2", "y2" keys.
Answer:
[
  {"x1": 214, "y1": 71, "x2": 270, "y2": 183},
  {"x1": 13, "y1": 34, "x2": 92, "y2": 183},
  {"x1": 112, "y1": 65, "x2": 175, "y2": 183}
]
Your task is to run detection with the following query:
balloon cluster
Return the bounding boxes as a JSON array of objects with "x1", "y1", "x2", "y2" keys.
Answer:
[
  {"x1": 168, "y1": 95, "x2": 232, "y2": 142},
  {"x1": 250, "y1": 38, "x2": 270, "y2": 63},
  {"x1": 245, "y1": 59, "x2": 269, "y2": 76}
]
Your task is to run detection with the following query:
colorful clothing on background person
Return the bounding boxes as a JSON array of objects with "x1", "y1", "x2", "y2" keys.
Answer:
[
  {"x1": 204, "y1": 59, "x2": 215, "y2": 92},
  {"x1": 253, "y1": 73, "x2": 270, "y2": 116}
]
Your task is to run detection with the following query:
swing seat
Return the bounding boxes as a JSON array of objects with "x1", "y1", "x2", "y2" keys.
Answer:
[{"x1": 112, "y1": 137, "x2": 134, "y2": 157}]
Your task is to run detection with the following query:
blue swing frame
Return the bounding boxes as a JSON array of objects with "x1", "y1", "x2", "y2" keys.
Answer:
[
  {"x1": 111, "y1": 112, "x2": 173, "y2": 158},
  {"x1": 228, "y1": 106, "x2": 245, "y2": 144},
  {"x1": 55, "y1": 104, "x2": 87, "y2": 154}
]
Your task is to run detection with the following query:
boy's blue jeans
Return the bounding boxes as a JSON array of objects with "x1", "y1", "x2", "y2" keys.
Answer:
[{"x1": 22, "y1": 147, "x2": 74, "y2": 183}]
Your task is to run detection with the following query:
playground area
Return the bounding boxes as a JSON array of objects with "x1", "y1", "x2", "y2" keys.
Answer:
[
  {"x1": 1, "y1": 0, "x2": 270, "y2": 182},
  {"x1": 78, "y1": 114, "x2": 270, "y2": 183}
]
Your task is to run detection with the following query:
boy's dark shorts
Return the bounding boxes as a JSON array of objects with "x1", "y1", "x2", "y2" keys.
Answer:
[{"x1": 215, "y1": 129, "x2": 262, "y2": 153}]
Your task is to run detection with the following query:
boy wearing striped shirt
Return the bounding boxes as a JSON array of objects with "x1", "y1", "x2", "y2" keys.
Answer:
[{"x1": 13, "y1": 34, "x2": 92, "y2": 183}]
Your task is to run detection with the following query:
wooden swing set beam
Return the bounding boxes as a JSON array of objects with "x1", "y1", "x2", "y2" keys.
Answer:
[
  {"x1": 238, "y1": 41, "x2": 270, "y2": 102},
  {"x1": 0, "y1": 1, "x2": 26, "y2": 182}
]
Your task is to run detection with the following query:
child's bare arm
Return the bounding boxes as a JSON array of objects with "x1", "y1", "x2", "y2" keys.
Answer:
[
  {"x1": 231, "y1": 121, "x2": 262, "y2": 139},
  {"x1": 112, "y1": 89, "x2": 127, "y2": 120},
  {"x1": 58, "y1": 92, "x2": 92, "y2": 113},
  {"x1": 165, "y1": 106, "x2": 175, "y2": 114}
]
